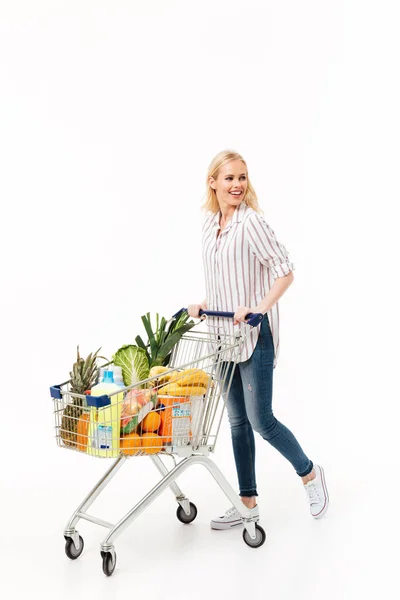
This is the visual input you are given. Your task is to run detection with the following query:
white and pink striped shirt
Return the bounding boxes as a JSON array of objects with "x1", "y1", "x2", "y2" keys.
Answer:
[{"x1": 201, "y1": 201, "x2": 295, "y2": 367}]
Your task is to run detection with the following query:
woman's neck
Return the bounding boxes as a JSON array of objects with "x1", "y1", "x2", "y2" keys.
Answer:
[{"x1": 219, "y1": 204, "x2": 238, "y2": 224}]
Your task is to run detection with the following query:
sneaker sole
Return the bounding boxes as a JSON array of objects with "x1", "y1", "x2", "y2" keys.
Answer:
[
  {"x1": 210, "y1": 519, "x2": 243, "y2": 530},
  {"x1": 311, "y1": 465, "x2": 329, "y2": 519}
]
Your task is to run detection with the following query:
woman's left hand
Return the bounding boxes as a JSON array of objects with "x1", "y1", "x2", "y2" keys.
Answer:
[{"x1": 233, "y1": 306, "x2": 259, "y2": 326}]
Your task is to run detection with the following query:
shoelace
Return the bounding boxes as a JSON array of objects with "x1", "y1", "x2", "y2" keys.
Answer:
[
  {"x1": 224, "y1": 506, "x2": 240, "y2": 518},
  {"x1": 305, "y1": 483, "x2": 321, "y2": 505}
]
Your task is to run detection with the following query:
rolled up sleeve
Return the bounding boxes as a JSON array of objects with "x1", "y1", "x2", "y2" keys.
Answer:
[{"x1": 246, "y1": 213, "x2": 295, "y2": 278}]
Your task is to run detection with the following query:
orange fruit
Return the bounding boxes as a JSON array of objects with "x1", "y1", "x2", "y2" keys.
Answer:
[
  {"x1": 120, "y1": 433, "x2": 141, "y2": 455},
  {"x1": 141, "y1": 432, "x2": 163, "y2": 454},
  {"x1": 141, "y1": 411, "x2": 161, "y2": 433}
]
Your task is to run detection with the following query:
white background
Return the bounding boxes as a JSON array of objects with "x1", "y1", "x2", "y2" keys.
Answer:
[{"x1": 1, "y1": 1, "x2": 399, "y2": 598}]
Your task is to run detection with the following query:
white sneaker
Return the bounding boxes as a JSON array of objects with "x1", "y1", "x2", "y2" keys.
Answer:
[
  {"x1": 210, "y1": 504, "x2": 259, "y2": 530},
  {"x1": 304, "y1": 464, "x2": 329, "y2": 519}
]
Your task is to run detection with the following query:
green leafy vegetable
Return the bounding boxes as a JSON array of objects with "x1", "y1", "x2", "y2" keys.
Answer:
[
  {"x1": 113, "y1": 310, "x2": 196, "y2": 387},
  {"x1": 139, "y1": 311, "x2": 196, "y2": 368},
  {"x1": 112, "y1": 345, "x2": 149, "y2": 386}
]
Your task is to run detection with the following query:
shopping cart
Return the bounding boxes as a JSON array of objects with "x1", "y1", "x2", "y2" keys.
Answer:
[{"x1": 50, "y1": 308, "x2": 267, "y2": 576}]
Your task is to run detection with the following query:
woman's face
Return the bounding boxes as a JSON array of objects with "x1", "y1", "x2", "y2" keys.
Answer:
[{"x1": 209, "y1": 159, "x2": 248, "y2": 208}]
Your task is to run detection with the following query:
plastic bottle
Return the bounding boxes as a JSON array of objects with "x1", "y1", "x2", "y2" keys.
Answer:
[
  {"x1": 87, "y1": 370, "x2": 123, "y2": 457},
  {"x1": 98, "y1": 366, "x2": 125, "y2": 387},
  {"x1": 111, "y1": 366, "x2": 125, "y2": 388}
]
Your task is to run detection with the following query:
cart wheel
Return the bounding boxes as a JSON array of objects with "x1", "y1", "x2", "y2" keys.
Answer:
[
  {"x1": 101, "y1": 551, "x2": 116, "y2": 577},
  {"x1": 64, "y1": 535, "x2": 84, "y2": 559},
  {"x1": 176, "y1": 502, "x2": 198, "y2": 524},
  {"x1": 242, "y1": 524, "x2": 266, "y2": 548}
]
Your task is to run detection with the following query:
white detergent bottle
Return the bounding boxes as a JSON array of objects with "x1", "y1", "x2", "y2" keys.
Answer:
[
  {"x1": 88, "y1": 370, "x2": 123, "y2": 457},
  {"x1": 98, "y1": 366, "x2": 125, "y2": 387},
  {"x1": 111, "y1": 365, "x2": 125, "y2": 388}
]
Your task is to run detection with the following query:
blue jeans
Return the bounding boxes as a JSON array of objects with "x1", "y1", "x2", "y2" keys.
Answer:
[{"x1": 223, "y1": 316, "x2": 313, "y2": 497}]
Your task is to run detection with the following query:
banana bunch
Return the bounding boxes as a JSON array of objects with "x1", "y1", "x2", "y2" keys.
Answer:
[
  {"x1": 157, "y1": 368, "x2": 210, "y2": 396},
  {"x1": 148, "y1": 365, "x2": 175, "y2": 387}
]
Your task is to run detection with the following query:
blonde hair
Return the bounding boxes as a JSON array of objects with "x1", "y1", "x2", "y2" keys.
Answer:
[{"x1": 201, "y1": 149, "x2": 263, "y2": 214}]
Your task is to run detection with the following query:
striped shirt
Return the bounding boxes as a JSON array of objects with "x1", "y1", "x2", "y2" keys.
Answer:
[{"x1": 201, "y1": 201, "x2": 295, "y2": 367}]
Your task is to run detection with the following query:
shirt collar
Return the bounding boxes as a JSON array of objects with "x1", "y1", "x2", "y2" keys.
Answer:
[{"x1": 212, "y1": 200, "x2": 248, "y2": 227}]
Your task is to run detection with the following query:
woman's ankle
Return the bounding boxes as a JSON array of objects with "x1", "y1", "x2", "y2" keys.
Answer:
[
  {"x1": 301, "y1": 468, "x2": 316, "y2": 484},
  {"x1": 240, "y1": 496, "x2": 257, "y2": 508}
]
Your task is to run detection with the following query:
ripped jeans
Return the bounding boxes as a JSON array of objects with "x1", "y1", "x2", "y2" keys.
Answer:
[{"x1": 222, "y1": 316, "x2": 313, "y2": 497}]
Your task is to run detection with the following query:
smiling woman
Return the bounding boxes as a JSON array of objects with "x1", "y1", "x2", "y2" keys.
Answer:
[{"x1": 187, "y1": 148, "x2": 329, "y2": 532}]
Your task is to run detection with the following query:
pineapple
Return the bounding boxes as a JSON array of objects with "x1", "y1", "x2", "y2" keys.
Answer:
[{"x1": 61, "y1": 346, "x2": 106, "y2": 447}]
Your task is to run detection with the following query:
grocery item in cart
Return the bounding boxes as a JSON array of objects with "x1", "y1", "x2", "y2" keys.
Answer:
[
  {"x1": 157, "y1": 368, "x2": 210, "y2": 397},
  {"x1": 87, "y1": 371, "x2": 124, "y2": 457},
  {"x1": 148, "y1": 365, "x2": 175, "y2": 386},
  {"x1": 61, "y1": 346, "x2": 105, "y2": 448},
  {"x1": 140, "y1": 410, "x2": 161, "y2": 433},
  {"x1": 76, "y1": 413, "x2": 90, "y2": 451},
  {"x1": 120, "y1": 432, "x2": 141, "y2": 455},
  {"x1": 169, "y1": 368, "x2": 211, "y2": 388},
  {"x1": 156, "y1": 368, "x2": 209, "y2": 445},
  {"x1": 141, "y1": 432, "x2": 163, "y2": 454},
  {"x1": 157, "y1": 382, "x2": 207, "y2": 396},
  {"x1": 158, "y1": 396, "x2": 188, "y2": 444},
  {"x1": 133, "y1": 311, "x2": 197, "y2": 372},
  {"x1": 120, "y1": 388, "x2": 157, "y2": 435},
  {"x1": 99, "y1": 365, "x2": 125, "y2": 387},
  {"x1": 158, "y1": 395, "x2": 204, "y2": 445},
  {"x1": 113, "y1": 345, "x2": 149, "y2": 387}
]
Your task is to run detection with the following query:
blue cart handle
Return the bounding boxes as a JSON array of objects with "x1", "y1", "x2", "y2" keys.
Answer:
[{"x1": 173, "y1": 307, "x2": 264, "y2": 328}]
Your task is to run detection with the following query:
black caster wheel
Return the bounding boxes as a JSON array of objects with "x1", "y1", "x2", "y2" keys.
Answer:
[
  {"x1": 101, "y1": 551, "x2": 116, "y2": 577},
  {"x1": 176, "y1": 502, "x2": 198, "y2": 524},
  {"x1": 64, "y1": 535, "x2": 84, "y2": 559},
  {"x1": 242, "y1": 524, "x2": 267, "y2": 548}
]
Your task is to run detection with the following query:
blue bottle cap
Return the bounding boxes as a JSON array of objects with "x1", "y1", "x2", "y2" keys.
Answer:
[{"x1": 103, "y1": 370, "x2": 114, "y2": 383}]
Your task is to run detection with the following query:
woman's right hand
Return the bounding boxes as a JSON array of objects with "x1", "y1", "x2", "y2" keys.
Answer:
[{"x1": 187, "y1": 299, "x2": 207, "y2": 318}]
